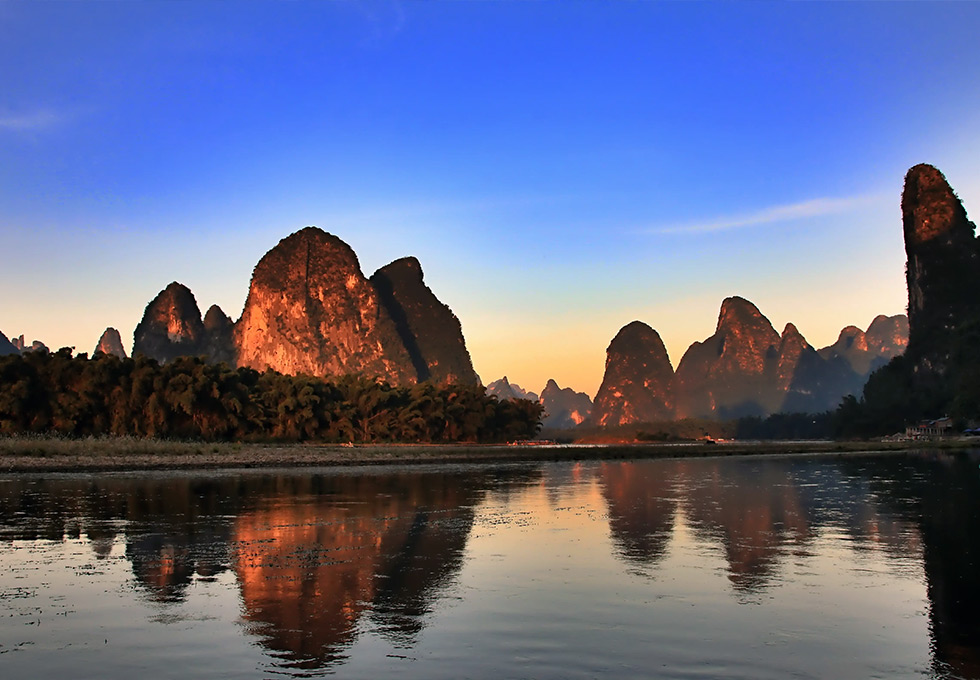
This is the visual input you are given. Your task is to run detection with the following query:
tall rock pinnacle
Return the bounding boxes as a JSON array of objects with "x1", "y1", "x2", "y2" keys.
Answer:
[
  {"x1": 133, "y1": 282, "x2": 205, "y2": 363},
  {"x1": 901, "y1": 164, "x2": 980, "y2": 374},
  {"x1": 592, "y1": 321, "x2": 674, "y2": 426}
]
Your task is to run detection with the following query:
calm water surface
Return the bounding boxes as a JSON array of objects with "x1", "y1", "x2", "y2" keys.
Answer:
[{"x1": 1, "y1": 451, "x2": 979, "y2": 679}]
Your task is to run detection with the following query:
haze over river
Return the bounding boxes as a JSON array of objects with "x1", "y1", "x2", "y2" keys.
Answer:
[{"x1": 1, "y1": 451, "x2": 978, "y2": 679}]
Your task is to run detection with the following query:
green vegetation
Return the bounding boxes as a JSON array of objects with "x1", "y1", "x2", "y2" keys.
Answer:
[{"x1": 0, "y1": 349, "x2": 543, "y2": 443}]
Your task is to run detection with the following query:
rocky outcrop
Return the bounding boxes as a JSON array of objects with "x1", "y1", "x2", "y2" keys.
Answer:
[
  {"x1": 94, "y1": 327, "x2": 127, "y2": 358},
  {"x1": 234, "y1": 228, "x2": 416, "y2": 384},
  {"x1": 10, "y1": 335, "x2": 49, "y2": 353},
  {"x1": 852, "y1": 164, "x2": 980, "y2": 429},
  {"x1": 486, "y1": 377, "x2": 538, "y2": 402},
  {"x1": 370, "y1": 257, "x2": 478, "y2": 385},
  {"x1": 133, "y1": 282, "x2": 206, "y2": 363},
  {"x1": 0, "y1": 331, "x2": 18, "y2": 356},
  {"x1": 540, "y1": 379, "x2": 592, "y2": 430},
  {"x1": 202, "y1": 305, "x2": 236, "y2": 365},
  {"x1": 673, "y1": 297, "x2": 782, "y2": 419},
  {"x1": 592, "y1": 321, "x2": 673, "y2": 426}
]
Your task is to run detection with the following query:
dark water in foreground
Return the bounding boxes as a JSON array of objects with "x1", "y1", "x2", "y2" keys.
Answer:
[{"x1": 1, "y1": 451, "x2": 979, "y2": 679}]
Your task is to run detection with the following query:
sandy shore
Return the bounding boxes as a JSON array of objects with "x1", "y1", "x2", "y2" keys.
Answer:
[{"x1": 0, "y1": 436, "x2": 973, "y2": 473}]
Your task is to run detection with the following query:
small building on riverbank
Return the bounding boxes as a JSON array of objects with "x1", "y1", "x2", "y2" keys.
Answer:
[{"x1": 905, "y1": 417, "x2": 953, "y2": 440}]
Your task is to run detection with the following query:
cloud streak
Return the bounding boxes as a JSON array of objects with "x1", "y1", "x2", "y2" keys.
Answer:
[
  {"x1": 648, "y1": 193, "x2": 886, "y2": 235},
  {"x1": 0, "y1": 109, "x2": 63, "y2": 132}
]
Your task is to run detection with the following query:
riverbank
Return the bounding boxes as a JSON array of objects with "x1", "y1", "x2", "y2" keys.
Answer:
[{"x1": 1, "y1": 435, "x2": 976, "y2": 473}]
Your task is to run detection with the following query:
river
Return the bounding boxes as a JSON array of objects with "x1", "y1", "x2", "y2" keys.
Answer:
[{"x1": 1, "y1": 451, "x2": 978, "y2": 678}]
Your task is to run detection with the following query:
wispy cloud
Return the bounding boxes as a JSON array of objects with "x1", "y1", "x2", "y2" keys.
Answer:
[
  {"x1": 647, "y1": 193, "x2": 886, "y2": 235},
  {"x1": 0, "y1": 109, "x2": 63, "y2": 132}
]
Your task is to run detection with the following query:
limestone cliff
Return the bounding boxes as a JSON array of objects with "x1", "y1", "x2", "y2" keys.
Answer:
[
  {"x1": 540, "y1": 379, "x2": 593, "y2": 430},
  {"x1": 592, "y1": 321, "x2": 673, "y2": 426},
  {"x1": 94, "y1": 327, "x2": 127, "y2": 358},
  {"x1": 902, "y1": 163, "x2": 980, "y2": 375},
  {"x1": 234, "y1": 227, "x2": 416, "y2": 384},
  {"x1": 370, "y1": 257, "x2": 478, "y2": 385},
  {"x1": 673, "y1": 297, "x2": 781, "y2": 419},
  {"x1": 133, "y1": 282, "x2": 206, "y2": 363}
]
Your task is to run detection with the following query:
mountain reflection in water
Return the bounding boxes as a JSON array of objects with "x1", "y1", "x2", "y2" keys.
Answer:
[{"x1": 0, "y1": 452, "x2": 978, "y2": 678}]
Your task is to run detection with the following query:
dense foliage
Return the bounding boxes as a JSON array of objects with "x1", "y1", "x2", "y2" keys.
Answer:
[
  {"x1": 734, "y1": 411, "x2": 834, "y2": 440},
  {"x1": 0, "y1": 349, "x2": 543, "y2": 443},
  {"x1": 834, "y1": 316, "x2": 980, "y2": 437}
]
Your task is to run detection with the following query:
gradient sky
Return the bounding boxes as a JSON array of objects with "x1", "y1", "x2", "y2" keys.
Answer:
[{"x1": 3, "y1": 1, "x2": 980, "y2": 397}]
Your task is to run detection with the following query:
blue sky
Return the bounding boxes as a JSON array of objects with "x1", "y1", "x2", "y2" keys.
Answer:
[{"x1": 2, "y1": 1, "x2": 980, "y2": 396}]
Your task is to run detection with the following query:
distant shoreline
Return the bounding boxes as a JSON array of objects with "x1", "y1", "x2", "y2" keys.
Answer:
[{"x1": 0, "y1": 436, "x2": 976, "y2": 474}]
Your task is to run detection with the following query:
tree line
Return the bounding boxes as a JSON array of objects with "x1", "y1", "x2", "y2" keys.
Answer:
[{"x1": 0, "y1": 349, "x2": 543, "y2": 443}]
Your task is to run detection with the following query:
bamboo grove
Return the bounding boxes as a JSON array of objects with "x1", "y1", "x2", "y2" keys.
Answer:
[{"x1": 0, "y1": 349, "x2": 544, "y2": 443}]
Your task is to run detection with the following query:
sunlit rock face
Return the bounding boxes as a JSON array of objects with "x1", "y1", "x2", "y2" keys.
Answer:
[
  {"x1": 592, "y1": 321, "x2": 673, "y2": 426},
  {"x1": 673, "y1": 297, "x2": 781, "y2": 419},
  {"x1": 901, "y1": 164, "x2": 980, "y2": 375},
  {"x1": 865, "y1": 314, "x2": 909, "y2": 357},
  {"x1": 234, "y1": 227, "x2": 416, "y2": 384},
  {"x1": 94, "y1": 327, "x2": 127, "y2": 358},
  {"x1": 370, "y1": 256, "x2": 478, "y2": 385},
  {"x1": 0, "y1": 331, "x2": 18, "y2": 356},
  {"x1": 133, "y1": 282, "x2": 206, "y2": 362},
  {"x1": 540, "y1": 379, "x2": 593, "y2": 429},
  {"x1": 486, "y1": 376, "x2": 539, "y2": 402}
]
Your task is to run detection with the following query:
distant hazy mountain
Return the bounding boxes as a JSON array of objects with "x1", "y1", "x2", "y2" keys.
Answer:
[
  {"x1": 817, "y1": 314, "x2": 908, "y2": 376},
  {"x1": 486, "y1": 377, "x2": 539, "y2": 402},
  {"x1": 0, "y1": 331, "x2": 18, "y2": 356},
  {"x1": 202, "y1": 305, "x2": 236, "y2": 365},
  {"x1": 540, "y1": 379, "x2": 593, "y2": 429},
  {"x1": 94, "y1": 327, "x2": 127, "y2": 359},
  {"x1": 9, "y1": 335, "x2": 49, "y2": 354}
]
